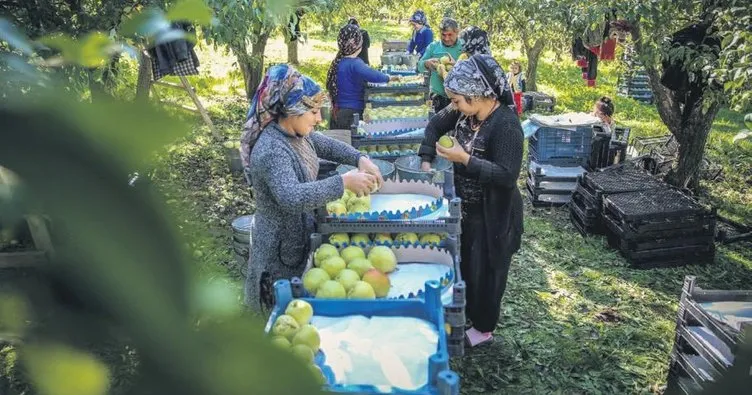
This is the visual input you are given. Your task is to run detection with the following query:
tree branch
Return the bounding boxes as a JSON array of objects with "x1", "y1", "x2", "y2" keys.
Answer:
[{"x1": 630, "y1": 21, "x2": 682, "y2": 134}]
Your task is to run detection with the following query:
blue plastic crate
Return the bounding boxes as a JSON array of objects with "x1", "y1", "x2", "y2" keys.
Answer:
[
  {"x1": 528, "y1": 125, "x2": 592, "y2": 164},
  {"x1": 266, "y1": 280, "x2": 461, "y2": 395}
]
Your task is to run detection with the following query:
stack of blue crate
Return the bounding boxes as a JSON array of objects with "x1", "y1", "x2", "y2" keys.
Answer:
[{"x1": 524, "y1": 119, "x2": 592, "y2": 207}]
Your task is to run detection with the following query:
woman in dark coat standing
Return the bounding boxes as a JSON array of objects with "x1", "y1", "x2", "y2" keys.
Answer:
[{"x1": 419, "y1": 54, "x2": 523, "y2": 347}]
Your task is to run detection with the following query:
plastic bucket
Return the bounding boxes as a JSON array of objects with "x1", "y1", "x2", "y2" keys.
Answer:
[
  {"x1": 394, "y1": 155, "x2": 454, "y2": 195},
  {"x1": 336, "y1": 158, "x2": 396, "y2": 181}
]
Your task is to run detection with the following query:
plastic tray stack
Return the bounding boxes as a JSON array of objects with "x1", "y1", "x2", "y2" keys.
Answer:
[
  {"x1": 350, "y1": 114, "x2": 430, "y2": 162},
  {"x1": 618, "y1": 47, "x2": 654, "y2": 104},
  {"x1": 665, "y1": 276, "x2": 752, "y2": 394},
  {"x1": 365, "y1": 73, "x2": 430, "y2": 108},
  {"x1": 266, "y1": 279, "x2": 461, "y2": 394},
  {"x1": 589, "y1": 126, "x2": 631, "y2": 171},
  {"x1": 528, "y1": 125, "x2": 593, "y2": 167},
  {"x1": 570, "y1": 164, "x2": 666, "y2": 236},
  {"x1": 522, "y1": 91, "x2": 556, "y2": 112},
  {"x1": 526, "y1": 160, "x2": 587, "y2": 207},
  {"x1": 602, "y1": 188, "x2": 717, "y2": 268},
  {"x1": 309, "y1": 195, "x2": 466, "y2": 357}
]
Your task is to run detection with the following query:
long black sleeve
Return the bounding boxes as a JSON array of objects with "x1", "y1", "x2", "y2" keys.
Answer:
[
  {"x1": 418, "y1": 106, "x2": 461, "y2": 163},
  {"x1": 461, "y1": 107, "x2": 523, "y2": 188}
]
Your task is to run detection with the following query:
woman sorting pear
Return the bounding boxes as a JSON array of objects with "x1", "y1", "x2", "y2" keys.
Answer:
[
  {"x1": 240, "y1": 64, "x2": 383, "y2": 312},
  {"x1": 419, "y1": 54, "x2": 524, "y2": 347}
]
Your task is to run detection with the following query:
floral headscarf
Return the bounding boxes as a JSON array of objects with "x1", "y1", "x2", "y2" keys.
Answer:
[
  {"x1": 461, "y1": 26, "x2": 491, "y2": 56},
  {"x1": 326, "y1": 24, "x2": 363, "y2": 106},
  {"x1": 444, "y1": 54, "x2": 514, "y2": 105},
  {"x1": 409, "y1": 10, "x2": 428, "y2": 26},
  {"x1": 240, "y1": 64, "x2": 327, "y2": 168}
]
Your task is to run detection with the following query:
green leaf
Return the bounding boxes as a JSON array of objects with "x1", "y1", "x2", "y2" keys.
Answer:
[
  {"x1": 120, "y1": 8, "x2": 170, "y2": 38},
  {"x1": 0, "y1": 18, "x2": 34, "y2": 55},
  {"x1": 37, "y1": 34, "x2": 80, "y2": 62},
  {"x1": 79, "y1": 32, "x2": 114, "y2": 68},
  {"x1": 167, "y1": 0, "x2": 214, "y2": 24}
]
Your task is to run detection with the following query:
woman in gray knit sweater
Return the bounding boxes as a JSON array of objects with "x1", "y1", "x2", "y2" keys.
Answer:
[{"x1": 240, "y1": 64, "x2": 382, "y2": 312}]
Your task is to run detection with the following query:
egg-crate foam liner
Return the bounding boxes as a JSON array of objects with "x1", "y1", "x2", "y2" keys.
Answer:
[
  {"x1": 303, "y1": 244, "x2": 457, "y2": 303},
  {"x1": 327, "y1": 180, "x2": 445, "y2": 221},
  {"x1": 526, "y1": 177, "x2": 576, "y2": 195},
  {"x1": 583, "y1": 164, "x2": 667, "y2": 194},
  {"x1": 603, "y1": 188, "x2": 712, "y2": 222},
  {"x1": 603, "y1": 211, "x2": 715, "y2": 241}
]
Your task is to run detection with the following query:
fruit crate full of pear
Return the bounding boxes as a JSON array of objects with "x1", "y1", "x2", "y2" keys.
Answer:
[{"x1": 294, "y1": 180, "x2": 467, "y2": 357}]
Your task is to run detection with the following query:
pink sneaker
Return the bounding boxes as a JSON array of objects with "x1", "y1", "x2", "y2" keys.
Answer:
[{"x1": 465, "y1": 327, "x2": 494, "y2": 347}]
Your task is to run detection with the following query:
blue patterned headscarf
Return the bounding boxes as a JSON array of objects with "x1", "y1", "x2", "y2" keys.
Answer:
[
  {"x1": 409, "y1": 10, "x2": 428, "y2": 26},
  {"x1": 461, "y1": 26, "x2": 491, "y2": 55},
  {"x1": 444, "y1": 54, "x2": 513, "y2": 105},
  {"x1": 241, "y1": 64, "x2": 327, "y2": 168}
]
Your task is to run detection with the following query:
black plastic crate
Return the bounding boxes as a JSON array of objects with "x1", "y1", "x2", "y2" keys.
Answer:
[
  {"x1": 602, "y1": 207, "x2": 715, "y2": 239},
  {"x1": 583, "y1": 164, "x2": 667, "y2": 195},
  {"x1": 526, "y1": 183, "x2": 572, "y2": 207},
  {"x1": 603, "y1": 188, "x2": 714, "y2": 223},
  {"x1": 570, "y1": 200, "x2": 601, "y2": 236}
]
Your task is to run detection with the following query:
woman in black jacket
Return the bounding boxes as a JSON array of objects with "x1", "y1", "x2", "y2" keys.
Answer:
[{"x1": 419, "y1": 54, "x2": 523, "y2": 347}]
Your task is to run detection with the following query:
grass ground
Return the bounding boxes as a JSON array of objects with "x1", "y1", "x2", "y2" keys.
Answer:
[{"x1": 2, "y1": 21, "x2": 751, "y2": 395}]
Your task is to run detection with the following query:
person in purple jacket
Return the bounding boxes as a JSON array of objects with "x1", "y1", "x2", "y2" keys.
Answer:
[
  {"x1": 407, "y1": 10, "x2": 434, "y2": 57},
  {"x1": 326, "y1": 24, "x2": 397, "y2": 130}
]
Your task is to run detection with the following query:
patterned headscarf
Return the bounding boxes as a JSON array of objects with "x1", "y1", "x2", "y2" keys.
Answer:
[
  {"x1": 409, "y1": 10, "x2": 428, "y2": 26},
  {"x1": 444, "y1": 54, "x2": 514, "y2": 105},
  {"x1": 326, "y1": 24, "x2": 363, "y2": 106},
  {"x1": 461, "y1": 26, "x2": 491, "y2": 55},
  {"x1": 240, "y1": 64, "x2": 327, "y2": 168}
]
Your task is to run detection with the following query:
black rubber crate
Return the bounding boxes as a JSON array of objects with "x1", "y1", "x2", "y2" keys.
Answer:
[
  {"x1": 526, "y1": 174, "x2": 578, "y2": 195},
  {"x1": 526, "y1": 182, "x2": 572, "y2": 207},
  {"x1": 570, "y1": 198, "x2": 601, "y2": 236},
  {"x1": 571, "y1": 187, "x2": 599, "y2": 217},
  {"x1": 603, "y1": 188, "x2": 716, "y2": 224},
  {"x1": 583, "y1": 164, "x2": 667, "y2": 196},
  {"x1": 602, "y1": 211, "x2": 716, "y2": 242}
]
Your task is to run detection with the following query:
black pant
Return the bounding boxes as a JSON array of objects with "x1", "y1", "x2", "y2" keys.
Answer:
[
  {"x1": 330, "y1": 107, "x2": 361, "y2": 130},
  {"x1": 460, "y1": 205, "x2": 513, "y2": 333},
  {"x1": 431, "y1": 93, "x2": 451, "y2": 114}
]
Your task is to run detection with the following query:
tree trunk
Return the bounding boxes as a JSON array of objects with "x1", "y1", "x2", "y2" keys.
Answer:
[
  {"x1": 524, "y1": 39, "x2": 545, "y2": 92},
  {"x1": 287, "y1": 39, "x2": 299, "y2": 65},
  {"x1": 229, "y1": 31, "x2": 270, "y2": 100},
  {"x1": 666, "y1": 97, "x2": 721, "y2": 189},
  {"x1": 135, "y1": 50, "x2": 153, "y2": 103},
  {"x1": 630, "y1": 23, "x2": 721, "y2": 189},
  {"x1": 87, "y1": 68, "x2": 108, "y2": 103}
]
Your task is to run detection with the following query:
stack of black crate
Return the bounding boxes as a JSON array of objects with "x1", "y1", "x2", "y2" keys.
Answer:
[
  {"x1": 601, "y1": 187, "x2": 717, "y2": 268},
  {"x1": 570, "y1": 164, "x2": 666, "y2": 236},
  {"x1": 665, "y1": 276, "x2": 752, "y2": 394}
]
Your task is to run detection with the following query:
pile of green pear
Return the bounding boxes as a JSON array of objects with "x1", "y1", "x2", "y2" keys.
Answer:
[
  {"x1": 326, "y1": 189, "x2": 371, "y2": 217},
  {"x1": 358, "y1": 144, "x2": 420, "y2": 157},
  {"x1": 366, "y1": 106, "x2": 428, "y2": 120},
  {"x1": 270, "y1": 299, "x2": 327, "y2": 385},
  {"x1": 305, "y1": 244, "x2": 397, "y2": 299}
]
